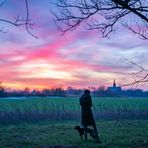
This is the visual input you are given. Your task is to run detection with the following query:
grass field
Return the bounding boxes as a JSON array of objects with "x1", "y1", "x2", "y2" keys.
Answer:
[
  {"x1": 0, "y1": 120, "x2": 148, "y2": 148},
  {"x1": 0, "y1": 97, "x2": 148, "y2": 147},
  {"x1": 0, "y1": 97, "x2": 148, "y2": 124},
  {"x1": 0, "y1": 97, "x2": 148, "y2": 111}
]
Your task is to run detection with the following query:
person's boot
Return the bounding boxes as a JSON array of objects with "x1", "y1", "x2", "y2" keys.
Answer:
[
  {"x1": 94, "y1": 135, "x2": 102, "y2": 143},
  {"x1": 84, "y1": 130, "x2": 87, "y2": 141}
]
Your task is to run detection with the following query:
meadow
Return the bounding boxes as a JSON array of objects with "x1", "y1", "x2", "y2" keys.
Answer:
[
  {"x1": 0, "y1": 120, "x2": 148, "y2": 148},
  {"x1": 0, "y1": 97, "x2": 148, "y2": 124},
  {"x1": 0, "y1": 97, "x2": 148, "y2": 147}
]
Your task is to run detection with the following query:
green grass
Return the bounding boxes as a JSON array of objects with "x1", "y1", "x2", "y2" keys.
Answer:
[
  {"x1": 0, "y1": 97, "x2": 148, "y2": 111},
  {"x1": 0, "y1": 120, "x2": 148, "y2": 148},
  {"x1": 0, "y1": 97, "x2": 148, "y2": 124},
  {"x1": 0, "y1": 97, "x2": 79, "y2": 111},
  {"x1": 0, "y1": 97, "x2": 148, "y2": 147}
]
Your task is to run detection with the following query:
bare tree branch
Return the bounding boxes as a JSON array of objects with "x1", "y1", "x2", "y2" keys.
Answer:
[
  {"x1": 124, "y1": 22, "x2": 148, "y2": 40},
  {"x1": 0, "y1": 0, "x2": 38, "y2": 39},
  {"x1": 24, "y1": 0, "x2": 38, "y2": 39},
  {"x1": 53, "y1": 0, "x2": 148, "y2": 39},
  {"x1": 121, "y1": 59, "x2": 148, "y2": 87}
]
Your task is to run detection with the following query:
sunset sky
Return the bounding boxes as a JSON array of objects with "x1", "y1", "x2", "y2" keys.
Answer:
[{"x1": 0, "y1": 0, "x2": 148, "y2": 90}]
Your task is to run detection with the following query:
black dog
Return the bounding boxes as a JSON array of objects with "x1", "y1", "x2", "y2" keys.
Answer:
[{"x1": 74, "y1": 126, "x2": 95, "y2": 139}]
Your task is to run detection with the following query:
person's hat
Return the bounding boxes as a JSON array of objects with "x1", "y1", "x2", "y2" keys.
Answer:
[{"x1": 84, "y1": 89, "x2": 90, "y2": 94}]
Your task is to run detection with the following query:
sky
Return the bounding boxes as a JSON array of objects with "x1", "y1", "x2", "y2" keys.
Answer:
[{"x1": 0, "y1": 0, "x2": 148, "y2": 90}]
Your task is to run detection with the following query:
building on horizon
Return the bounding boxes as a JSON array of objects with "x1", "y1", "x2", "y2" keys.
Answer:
[{"x1": 107, "y1": 79, "x2": 122, "y2": 96}]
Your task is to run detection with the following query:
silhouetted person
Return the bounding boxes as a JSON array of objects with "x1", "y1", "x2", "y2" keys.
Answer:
[{"x1": 79, "y1": 89, "x2": 101, "y2": 142}]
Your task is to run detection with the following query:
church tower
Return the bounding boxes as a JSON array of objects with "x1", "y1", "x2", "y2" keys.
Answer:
[
  {"x1": 107, "y1": 79, "x2": 122, "y2": 96},
  {"x1": 113, "y1": 79, "x2": 116, "y2": 87}
]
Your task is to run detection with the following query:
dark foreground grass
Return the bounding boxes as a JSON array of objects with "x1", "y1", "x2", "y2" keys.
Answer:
[{"x1": 0, "y1": 120, "x2": 148, "y2": 148}]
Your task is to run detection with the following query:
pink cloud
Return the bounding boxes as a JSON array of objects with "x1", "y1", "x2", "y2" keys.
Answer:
[{"x1": 0, "y1": 4, "x2": 148, "y2": 91}]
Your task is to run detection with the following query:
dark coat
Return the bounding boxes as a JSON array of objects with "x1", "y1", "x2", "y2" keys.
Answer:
[{"x1": 79, "y1": 93, "x2": 95, "y2": 126}]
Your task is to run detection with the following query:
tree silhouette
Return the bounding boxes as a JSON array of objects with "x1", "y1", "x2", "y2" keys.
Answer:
[
  {"x1": 0, "y1": 81, "x2": 6, "y2": 97},
  {"x1": 53, "y1": 0, "x2": 148, "y2": 39},
  {"x1": 0, "y1": 0, "x2": 38, "y2": 38}
]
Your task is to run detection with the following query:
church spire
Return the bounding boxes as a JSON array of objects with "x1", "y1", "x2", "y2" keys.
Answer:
[{"x1": 113, "y1": 79, "x2": 116, "y2": 87}]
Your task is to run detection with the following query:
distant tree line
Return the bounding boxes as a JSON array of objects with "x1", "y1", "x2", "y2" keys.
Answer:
[
  {"x1": 0, "y1": 87, "x2": 67, "y2": 98},
  {"x1": 0, "y1": 83, "x2": 148, "y2": 98},
  {"x1": 0, "y1": 82, "x2": 6, "y2": 97}
]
